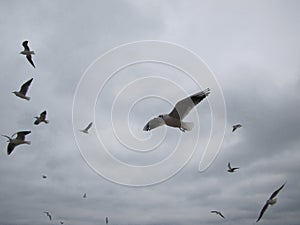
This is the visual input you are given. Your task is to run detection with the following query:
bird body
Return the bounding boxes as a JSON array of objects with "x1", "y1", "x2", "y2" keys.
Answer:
[
  {"x1": 143, "y1": 88, "x2": 210, "y2": 132},
  {"x1": 211, "y1": 210, "x2": 225, "y2": 218},
  {"x1": 256, "y1": 182, "x2": 285, "y2": 222},
  {"x1": 106, "y1": 216, "x2": 109, "y2": 224},
  {"x1": 20, "y1": 41, "x2": 35, "y2": 68},
  {"x1": 34, "y1": 111, "x2": 49, "y2": 125},
  {"x1": 12, "y1": 78, "x2": 33, "y2": 101},
  {"x1": 2, "y1": 131, "x2": 31, "y2": 155},
  {"x1": 227, "y1": 162, "x2": 239, "y2": 173},
  {"x1": 232, "y1": 124, "x2": 242, "y2": 132},
  {"x1": 80, "y1": 122, "x2": 93, "y2": 134},
  {"x1": 43, "y1": 211, "x2": 52, "y2": 221}
]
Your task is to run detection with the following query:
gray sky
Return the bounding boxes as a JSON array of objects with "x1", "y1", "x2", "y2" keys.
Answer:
[{"x1": 0, "y1": 0, "x2": 299, "y2": 225}]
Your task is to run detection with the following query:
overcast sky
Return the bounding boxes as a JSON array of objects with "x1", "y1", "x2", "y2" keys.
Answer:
[{"x1": 0, "y1": 1, "x2": 299, "y2": 225}]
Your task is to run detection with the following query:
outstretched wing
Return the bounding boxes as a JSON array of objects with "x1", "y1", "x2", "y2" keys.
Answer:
[
  {"x1": 22, "y1": 40, "x2": 30, "y2": 51},
  {"x1": 169, "y1": 88, "x2": 210, "y2": 120},
  {"x1": 143, "y1": 117, "x2": 165, "y2": 131},
  {"x1": 7, "y1": 143, "x2": 16, "y2": 155},
  {"x1": 270, "y1": 183, "x2": 285, "y2": 200},
  {"x1": 85, "y1": 122, "x2": 93, "y2": 131},
  {"x1": 26, "y1": 55, "x2": 35, "y2": 68},
  {"x1": 256, "y1": 202, "x2": 269, "y2": 222},
  {"x1": 19, "y1": 78, "x2": 33, "y2": 95},
  {"x1": 16, "y1": 131, "x2": 31, "y2": 140},
  {"x1": 227, "y1": 162, "x2": 231, "y2": 170}
]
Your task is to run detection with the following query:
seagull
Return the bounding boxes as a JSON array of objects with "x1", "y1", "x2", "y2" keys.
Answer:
[
  {"x1": 42, "y1": 175, "x2": 47, "y2": 179},
  {"x1": 227, "y1": 162, "x2": 239, "y2": 173},
  {"x1": 143, "y1": 88, "x2": 210, "y2": 132},
  {"x1": 106, "y1": 216, "x2": 109, "y2": 224},
  {"x1": 60, "y1": 221, "x2": 64, "y2": 224},
  {"x1": 2, "y1": 131, "x2": 31, "y2": 155},
  {"x1": 12, "y1": 78, "x2": 33, "y2": 101},
  {"x1": 256, "y1": 182, "x2": 286, "y2": 222},
  {"x1": 232, "y1": 124, "x2": 242, "y2": 132},
  {"x1": 43, "y1": 211, "x2": 52, "y2": 221},
  {"x1": 34, "y1": 111, "x2": 49, "y2": 125},
  {"x1": 83, "y1": 193, "x2": 87, "y2": 198},
  {"x1": 80, "y1": 122, "x2": 93, "y2": 134},
  {"x1": 20, "y1": 40, "x2": 35, "y2": 68},
  {"x1": 211, "y1": 210, "x2": 225, "y2": 218}
]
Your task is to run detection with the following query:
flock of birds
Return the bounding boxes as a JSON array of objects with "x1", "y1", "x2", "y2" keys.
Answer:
[
  {"x1": 1, "y1": 41, "x2": 109, "y2": 224},
  {"x1": 2, "y1": 40, "x2": 286, "y2": 224}
]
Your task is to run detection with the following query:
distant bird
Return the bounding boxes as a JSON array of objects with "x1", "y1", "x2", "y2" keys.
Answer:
[
  {"x1": 2, "y1": 131, "x2": 31, "y2": 155},
  {"x1": 256, "y1": 182, "x2": 286, "y2": 222},
  {"x1": 211, "y1": 210, "x2": 225, "y2": 218},
  {"x1": 232, "y1": 124, "x2": 242, "y2": 132},
  {"x1": 105, "y1": 216, "x2": 109, "y2": 224},
  {"x1": 43, "y1": 211, "x2": 52, "y2": 221},
  {"x1": 42, "y1": 175, "x2": 47, "y2": 179},
  {"x1": 34, "y1": 110, "x2": 49, "y2": 125},
  {"x1": 227, "y1": 162, "x2": 239, "y2": 173},
  {"x1": 12, "y1": 78, "x2": 33, "y2": 101},
  {"x1": 20, "y1": 40, "x2": 35, "y2": 68},
  {"x1": 60, "y1": 222, "x2": 64, "y2": 224},
  {"x1": 80, "y1": 122, "x2": 93, "y2": 134},
  {"x1": 143, "y1": 88, "x2": 210, "y2": 132},
  {"x1": 83, "y1": 193, "x2": 87, "y2": 198}
]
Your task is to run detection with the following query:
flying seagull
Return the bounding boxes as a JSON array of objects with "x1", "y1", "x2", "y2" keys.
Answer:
[
  {"x1": 256, "y1": 182, "x2": 286, "y2": 222},
  {"x1": 106, "y1": 216, "x2": 109, "y2": 224},
  {"x1": 43, "y1": 211, "x2": 52, "y2": 221},
  {"x1": 20, "y1": 40, "x2": 35, "y2": 68},
  {"x1": 2, "y1": 131, "x2": 31, "y2": 155},
  {"x1": 227, "y1": 162, "x2": 239, "y2": 173},
  {"x1": 42, "y1": 175, "x2": 47, "y2": 179},
  {"x1": 12, "y1": 78, "x2": 33, "y2": 101},
  {"x1": 60, "y1": 221, "x2": 64, "y2": 224},
  {"x1": 211, "y1": 210, "x2": 225, "y2": 218},
  {"x1": 34, "y1": 110, "x2": 49, "y2": 125},
  {"x1": 80, "y1": 122, "x2": 93, "y2": 134},
  {"x1": 83, "y1": 193, "x2": 87, "y2": 198},
  {"x1": 232, "y1": 124, "x2": 242, "y2": 132},
  {"x1": 143, "y1": 88, "x2": 210, "y2": 132}
]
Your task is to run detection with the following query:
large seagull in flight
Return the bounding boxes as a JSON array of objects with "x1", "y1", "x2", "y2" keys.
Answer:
[
  {"x1": 256, "y1": 182, "x2": 286, "y2": 222},
  {"x1": 20, "y1": 40, "x2": 35, "y2": 68},
  {"x1": 143, "y1": 88, "x2": 210, "y2": 132}
]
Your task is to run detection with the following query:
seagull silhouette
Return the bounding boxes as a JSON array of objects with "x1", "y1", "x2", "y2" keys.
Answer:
[
  {"x1": 43, "y1": 211, "x2": 52, "y2": 221},
  {"x1": 143, "y1": 88, "x2": 210, "y2": 132},
  {"x1": 227, "y1": 162, "x2": 239, "y2": 173},
  {"x1": 232, "y1": 124, "x2": 242, "y2": 132},
  {"x1": 80, "y1": 122, "x2": 93, "y2": 134},
  {"x1": 20, "y1": 40, "x2": 35, "y2": 68},
  {"x1": 34, "y1": 111, "x2": 49, "y2": 125},
  {"x1": 106, "y1": 216, "x2": 109, "y2": 224},
  {"x1": 12, "y1": 78, "x2": 33, "y2": 101},
  {"x1": 211, "y1": 210, "x2": 225, "y2": 218},
  {"x1": 83, "y1": 193, "x2": 87, "y2": 198},
  {"x1": 2, "y1": 131, "x2": 31, "y2": 155},
  {"x1": 256, "y1": 182, "x2": 286, "y2": 222}
]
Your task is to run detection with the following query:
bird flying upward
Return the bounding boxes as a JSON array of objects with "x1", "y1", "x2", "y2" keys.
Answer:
[
  {"x1": 34, "y1": 110, "x2": 49, "y2": 125},
  {"x1": 227, "y1": 162, "x2": 239, "y2": 173},
  {"x1": 211, "y1": 210, "x2": 225, "y2": 218},
  {"x1": 256, "y1": 182, "x2": 286, "y2": 222},
  {"x1": 12, "y1": 78, "x2": 33, "y2": 101},
  {"x1": 80, "y1": 122, "x2": 93, "y2": 134},
  {"x1": 143, "y1": 88, "x2": 210, "y2": 132},
  {"x1": 2, "y1": 131, "x2": 31, "y2": 155},
  {"x1": 232, "y1": 124, "x2": 242, "y2": 132},
  {"x1": 20, "y1": 40, "x2": 35, "y2": 68}
]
